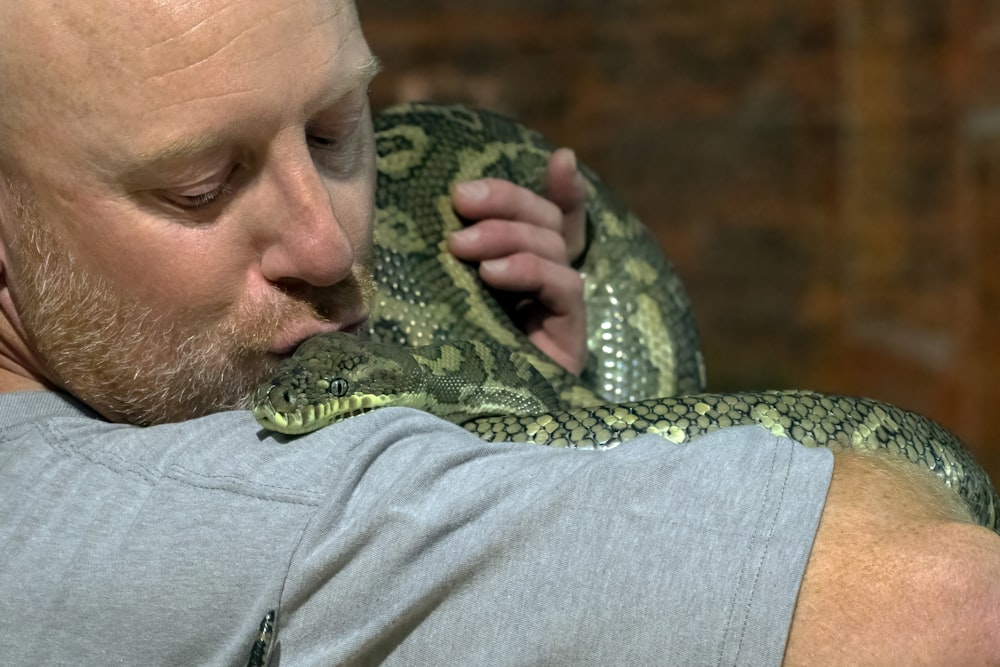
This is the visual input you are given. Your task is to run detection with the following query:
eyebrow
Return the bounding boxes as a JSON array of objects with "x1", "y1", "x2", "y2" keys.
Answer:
[
  {"x1": 119, "y1": 135, "x2": 232, "y2": 183},
  {"x1": 354, "y1": 56, "x2": 384, "y2": 90},
  {"x1": 117, "y1": 55, "x2": 383, "y2": 183},
  {"x1": 305, "y1": 54, "x2": 382, "y2": 118}
]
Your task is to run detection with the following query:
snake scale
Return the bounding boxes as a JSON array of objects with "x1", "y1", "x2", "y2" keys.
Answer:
[{"x1": 253, "y1": 102, "x2": 999, "y2": 533}]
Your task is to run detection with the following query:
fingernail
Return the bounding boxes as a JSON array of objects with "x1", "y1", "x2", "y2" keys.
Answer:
[
  {"x1": 564, "y1": 148, "x2": 578, "y2": 172},
  {"x1": 450, "y1": 226, "x2": 479, "y2": 242},
  {"x1": 480, "y1": 258, "x2": 508, "y2": 274},
  {"x1": 455, "y1": 180, "x2": 488, "y2": 201}
]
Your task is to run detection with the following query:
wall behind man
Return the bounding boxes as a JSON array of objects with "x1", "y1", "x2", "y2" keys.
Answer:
[{"x1": 359, "y1": 0, "x2": 1000, "y2": 484}]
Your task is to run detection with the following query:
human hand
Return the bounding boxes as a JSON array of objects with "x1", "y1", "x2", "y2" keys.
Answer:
[{"x1": 447, "y1": 148, "x2": 589, "y2": 375}]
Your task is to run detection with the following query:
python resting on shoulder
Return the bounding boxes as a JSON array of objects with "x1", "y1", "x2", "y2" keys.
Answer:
[{"x1": 252, "y1": 102, "x2": 999, "y2": 533}]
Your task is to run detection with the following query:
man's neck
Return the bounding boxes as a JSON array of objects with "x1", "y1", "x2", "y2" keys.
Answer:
[
  {"x1": 0, "y1": 365, "x2": 50, "y2": 394},
  {"x1": 0, "y1": 287, "x2": 53, "y2": 394}
]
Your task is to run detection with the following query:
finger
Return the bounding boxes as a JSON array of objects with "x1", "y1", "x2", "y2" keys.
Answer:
[
  {"x1": 518, "y1": 305, "x2": 588, "y2": 377},
  {"x1": 477, "y1": 253, "x2": 584, "y2": 316},
  {"x1": 447, "y1": 219, "x2": 569, "y2": 265},
  {"x1": 544, "y1": 148, "x2": 588, "y2": 261},
  {"x1": 478, "y1": 254, "x2": 587, "y2": 375},
  {"x1": 452, "y1": 178, "x2": 563, "y2": 233}
]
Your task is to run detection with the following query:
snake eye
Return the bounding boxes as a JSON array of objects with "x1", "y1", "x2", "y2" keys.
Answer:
[{"x1": 330, "y1": 378, "x2": 349, "y2": 397}]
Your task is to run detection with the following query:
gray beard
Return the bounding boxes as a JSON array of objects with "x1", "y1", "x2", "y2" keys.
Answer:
[{"x1": 6, "y1": 197, "x2": 373, "y2": 426}]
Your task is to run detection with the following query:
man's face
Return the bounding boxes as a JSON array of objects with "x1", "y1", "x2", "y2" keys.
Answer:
[{"x1": 0, "y1": 0, "x2": 379, "y2": 424}]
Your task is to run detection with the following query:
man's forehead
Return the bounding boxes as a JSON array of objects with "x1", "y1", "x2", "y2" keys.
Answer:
[
  {"x1": 0, "y1": 0, "x2": 368, "y2": 168},
  {"x1": 2, "y1": 0, "x2": 351, "y2": 83}
]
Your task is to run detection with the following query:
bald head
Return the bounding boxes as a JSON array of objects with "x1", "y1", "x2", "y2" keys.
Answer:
[{"x1": 0, "y1": 0, "x2": 361, "y2": 172}]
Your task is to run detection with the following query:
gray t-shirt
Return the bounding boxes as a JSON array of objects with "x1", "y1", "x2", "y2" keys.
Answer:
[{"x1": 0, "y1": 391, "x2": 832, "y2": 666}]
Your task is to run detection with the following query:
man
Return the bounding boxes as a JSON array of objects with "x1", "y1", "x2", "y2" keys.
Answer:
[{"x1": 0, "y1": 0, "x2": 997, "y2": 664}]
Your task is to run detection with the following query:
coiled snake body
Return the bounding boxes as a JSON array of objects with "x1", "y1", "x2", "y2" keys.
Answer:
[{"x1": 253, "y1": 103, "x2": 999, "y2": 533}]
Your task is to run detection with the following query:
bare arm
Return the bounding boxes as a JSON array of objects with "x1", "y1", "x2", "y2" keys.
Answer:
[{"x1": 784, "y1": 451, "x2": 1000, "y2": 665}]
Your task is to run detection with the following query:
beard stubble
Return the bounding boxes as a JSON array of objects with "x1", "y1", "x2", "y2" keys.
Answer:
[{"x1": 7, "y1": 206, "x2": 374, "y2": 426}]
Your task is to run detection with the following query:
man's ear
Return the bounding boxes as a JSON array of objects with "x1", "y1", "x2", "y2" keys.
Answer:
[
  {"x1": 0, "y1": 242, "x2": 8, "y2": 286},
  {"x1": 0, "y1": 186, "x2": 11, "y2": 280},
  {"x1": 0, "y1": 166, "x2": 34, "y2": 276},
  {"x1": 0, "y1": 173, "x2": 14, "y2": 280}
]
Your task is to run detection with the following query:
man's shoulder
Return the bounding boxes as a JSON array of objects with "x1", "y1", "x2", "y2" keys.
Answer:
[{"x1": 0, "y1": 390, "x2": 472, "y2": 505}]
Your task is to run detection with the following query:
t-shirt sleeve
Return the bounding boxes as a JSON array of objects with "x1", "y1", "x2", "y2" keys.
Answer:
[{"x1": 275, "y1": 417, "x2": 833, "y2": 666}]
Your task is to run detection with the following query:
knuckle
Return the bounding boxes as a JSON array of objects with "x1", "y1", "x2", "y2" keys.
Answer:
[{"x1": 563, "y1": 265, "x2": 585, "y2": 292}]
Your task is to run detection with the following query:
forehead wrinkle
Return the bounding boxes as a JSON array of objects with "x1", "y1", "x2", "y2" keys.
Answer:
[
  {"x1": 138, "y1": 0, "x2": 343, "y2": 83},
  {"x1": 141, "y1": 88, "x2": 263, "y2": 116},
  {"x1": 116, "y1": 1, "x2": 370, "y2": 133},
  {"x1": 138, "y1": 2, "x2": 239, "y2": 59}
]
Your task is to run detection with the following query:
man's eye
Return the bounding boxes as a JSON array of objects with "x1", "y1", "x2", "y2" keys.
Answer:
[
  {"x1": 162, "y1": 168, "x2": 236, "y2": 210},
  {"x1": 306, "y1": 122, "x2": 364, "y2": 176},
  {"x1": 306, "y1": 113, "x2": 363, "y2": 155},
  {"x1": 307, "y1": 133, "x2": 338, "y2": 150},
  {"x1": 167, "y1": 183, "x2": 231, "y2": 209}
]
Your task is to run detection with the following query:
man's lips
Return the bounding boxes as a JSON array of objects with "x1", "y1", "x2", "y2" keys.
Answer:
[{"x1": 268, "y1": 318, "x2": 367, "y2": 356}]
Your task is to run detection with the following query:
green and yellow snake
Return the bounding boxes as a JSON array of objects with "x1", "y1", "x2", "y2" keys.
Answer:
[{"x1": 252, "y1": 102, "x2": 999, "y2": 533}]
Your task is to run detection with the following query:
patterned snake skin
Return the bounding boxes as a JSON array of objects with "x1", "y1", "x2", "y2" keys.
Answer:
[{"x1": 253, "y1": 102, "x2": 999, "y2": 533}]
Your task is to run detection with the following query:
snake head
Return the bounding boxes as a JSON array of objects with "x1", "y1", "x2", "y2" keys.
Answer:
[
  {"x1": 252, "y1": 331, "x2": 428, "y2": 434},
  {"x1": 252, "y1": 330, "x2": 567, "y2": 435}
]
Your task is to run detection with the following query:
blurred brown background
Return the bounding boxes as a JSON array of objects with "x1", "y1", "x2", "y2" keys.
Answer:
[{"x1": 360, "y1": 0, "x2": 1000, "y2": 483}]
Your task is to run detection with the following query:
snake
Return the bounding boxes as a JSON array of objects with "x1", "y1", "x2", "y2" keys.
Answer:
[{"x1": 251, "y1": 102, "x2": 1000, "y2": 534}]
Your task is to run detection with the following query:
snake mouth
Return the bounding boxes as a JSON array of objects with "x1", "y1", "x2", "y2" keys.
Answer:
[{"x1": 253, "y1": 394, "x2": 393, "y2": 435}]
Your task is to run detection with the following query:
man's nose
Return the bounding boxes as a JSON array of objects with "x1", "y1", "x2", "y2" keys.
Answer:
[{"x1": 258, "y1": 147, "x2": 355, "y2": 289}]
